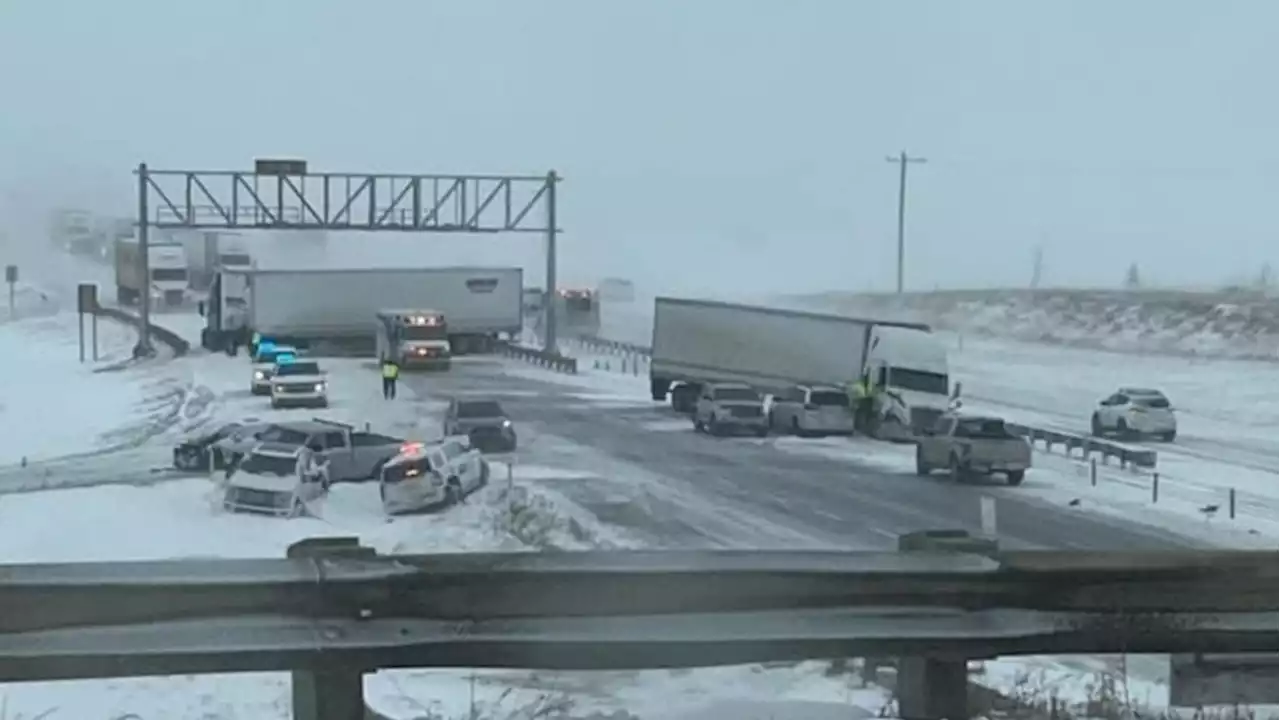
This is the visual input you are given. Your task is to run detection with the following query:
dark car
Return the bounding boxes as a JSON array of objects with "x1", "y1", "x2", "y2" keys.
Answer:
[
  {"x1": 442, "y1": 398, "x2": 517, "y2": 453},
  {"x1": 172, "y1": 420, "x2": 268, "y2": 472}
]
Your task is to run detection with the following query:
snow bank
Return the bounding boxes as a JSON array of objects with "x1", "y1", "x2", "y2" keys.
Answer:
[
  {"x1": 0, "y1": 313, "x2": 189, "y2": 471},
  {"x1": 783, "y1": 288, "x2": 1279, "y2": 361}
]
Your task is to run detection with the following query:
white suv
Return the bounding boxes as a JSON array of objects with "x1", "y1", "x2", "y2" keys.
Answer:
[
  {"x1": 768, "y1": 384, "x2": 854, "y2": 437},
  {"x1": 1091, "y1": 387, "x2": 1177, "y2": 442}
]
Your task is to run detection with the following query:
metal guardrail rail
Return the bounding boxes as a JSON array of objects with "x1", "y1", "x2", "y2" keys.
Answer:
[
  {"x1": 1006, "y1": 421, "x2": 1157, "y2": 469},
  {"x1": 571, "y1": 334, "x2": 1158, "y2": 468},
  {"x1": 496, "y1": 340, "x2": 578, "y2": 374},
  {"x1": 0, "y1": 538, "x2": 1273, "y2": 719},
  {"x1": 1, "y1": 545, "x2": 1274, "y2": 678}
]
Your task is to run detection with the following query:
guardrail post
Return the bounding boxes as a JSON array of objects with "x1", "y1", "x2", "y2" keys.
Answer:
[
  {"x1": 1151, "y1": 472, "x2": 1159, "y2": 503},
  {"x1": 1229, "y1": 488, "x2": 1236, "y2": 519},
  {"x1": 286, "y1": 538, "x2": 375, "y2": 720},
  {"x1": 1090, "y1": 457, "x2": 1097, "y2": 486}
]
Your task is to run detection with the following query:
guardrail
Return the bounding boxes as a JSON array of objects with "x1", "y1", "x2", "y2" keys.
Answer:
[
  {"x1": 0, "y1": 536, "x2": 1274, "y2": 720},
  {"x1": 91, "y1": 305, "x2": 191, "y2": 357},
  {"x1": 496, "y1": 340, "x2": 578, "y2": 374},
  {"x1": 562, "y1": 337, "x2": 648, "y2": 375},
  {"x1": 572, "y1": 334, "x2": 652, "y2": 357},
  {"x1": 1006, "y1": 421, "x2": 1157, "y2": 469}
]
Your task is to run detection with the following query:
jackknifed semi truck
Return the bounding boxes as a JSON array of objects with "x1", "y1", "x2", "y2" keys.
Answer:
[{"x1": 648, "y1": 297, "x2": 956, "y2": 438}]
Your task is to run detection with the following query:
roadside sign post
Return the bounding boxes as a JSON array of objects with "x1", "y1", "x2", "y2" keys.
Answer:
[
  {"x1": 4, "y1": 265, "x2": 16, "y2": 320},
  {"x1": 77, "y1": 283, "x2": 98, "y2": 363}
]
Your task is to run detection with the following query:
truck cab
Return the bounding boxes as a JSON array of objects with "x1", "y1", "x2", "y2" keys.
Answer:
[
  {"x1": 863, "y1": 325, "x2": 953, "y2": 439},
  {"x1": 113, "y1": 239, "x2": 189, "y2": 308},
  {"x1": 147, "y1": 242, "x2": 190, "y2": 308},
  {"x1": 554, "y1": 288, "x2": 602, "y2": 337},
  {"x1": 217, "y1": 235, "x2": 253, "y2": 271},
  {"x1": 375, "y1": 310, "x2": 451, "y2": 370},
  {"x1": 523, "y1": 287, "x2": 545, "y2": 316}
]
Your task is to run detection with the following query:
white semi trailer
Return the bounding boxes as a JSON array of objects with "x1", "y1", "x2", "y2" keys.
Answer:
[
  {"x1": 199, "y1": 267, "x2": 523, "y2": 354},
  {"x1": 648, "y1": 297, "x2": 955, "y2": 437}
]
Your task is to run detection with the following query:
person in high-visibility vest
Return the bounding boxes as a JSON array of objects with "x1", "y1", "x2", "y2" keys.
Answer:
[
  {"x1": 380, "y1": 358, "x2": 400, "y2": 399},
  {"x1": 848, "y1": 374, "x2": 874, "y2": 433},
  {"x1": 249, "y1": 331, "x2": 262, "y2": 357}
]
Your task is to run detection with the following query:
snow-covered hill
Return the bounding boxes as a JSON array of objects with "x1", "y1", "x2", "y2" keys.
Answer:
[{"x1": 781, "y1": 288, "x2": 1278, "y2": 361}]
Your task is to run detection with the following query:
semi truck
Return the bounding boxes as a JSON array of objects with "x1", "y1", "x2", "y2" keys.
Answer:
[
  {"x1": 114, "y1": 238, "x2": 190, "y2": 308},
  {"x1": 179, "y1": 231, "x2": 253, "y2": 292},
  {"x1": 49, "y1": 209, "x2": 96, "y2": 256},
  {"x1": 199, "y1": 267, "x2": 523, "y2": 354},
  {"x1": 648, "y1": 297, "x2": 955, "y2": 438}
]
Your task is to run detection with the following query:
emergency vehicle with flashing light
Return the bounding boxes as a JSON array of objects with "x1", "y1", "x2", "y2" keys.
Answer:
[
  {"x1": 375, "y1": 309, "x2": 452, "y2": 370},
  {"x1": 378, "y1": 437, "x2": 489, "y2": 515}
]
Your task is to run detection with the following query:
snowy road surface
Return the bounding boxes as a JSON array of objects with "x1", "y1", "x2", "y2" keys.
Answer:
[{"x1": 406, "y1": 359, "x2": 1207, "y2": 552}]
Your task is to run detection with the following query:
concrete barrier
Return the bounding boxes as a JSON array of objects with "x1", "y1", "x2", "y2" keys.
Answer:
[
  {"x1": 91, "y1": 306, "x2": 191, "y2": 357},
  {"x1": 496, "y1": 341, "x2": 578, "y2": 374}
]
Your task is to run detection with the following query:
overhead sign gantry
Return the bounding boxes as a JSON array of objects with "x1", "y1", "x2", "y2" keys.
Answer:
[{"x1": 131, "y1": 159, "x2": 561, "y2": 356}]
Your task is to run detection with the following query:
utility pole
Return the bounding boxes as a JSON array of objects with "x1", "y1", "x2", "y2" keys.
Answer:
[{"x1": 886, "y1": 151, "x2": 927, "y2": 294}]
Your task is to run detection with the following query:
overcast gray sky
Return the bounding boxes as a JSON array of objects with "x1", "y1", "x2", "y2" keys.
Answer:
[{"x1": 1, "y1": 0, "x2": 1275, "y2": 295}]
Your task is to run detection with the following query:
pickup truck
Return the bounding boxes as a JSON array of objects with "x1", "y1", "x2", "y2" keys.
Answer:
[
  {"x1": 215, "y1": 418, "x2": 406, "y2": 483},
  {"x1": 914, "y1": 412, "x2": 1031, "y2": 485}
]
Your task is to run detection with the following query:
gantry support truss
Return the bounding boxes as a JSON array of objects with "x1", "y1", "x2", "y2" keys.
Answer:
[{"x1": 132, "y1": 162, "x2": 561, "y2": 355}]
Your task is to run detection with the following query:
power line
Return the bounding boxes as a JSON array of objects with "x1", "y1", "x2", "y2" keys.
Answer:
[{"x1": 886, "y1": 151, "x2": 927, "y2": 294}]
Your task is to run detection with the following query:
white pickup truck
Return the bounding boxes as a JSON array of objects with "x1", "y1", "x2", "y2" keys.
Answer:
[
  {"x1": 214, "y1": 418, "x2": 406, "y2": 483},
  {"x1": 914, "y1": 413, "x2": 1032, "y2": 486}
]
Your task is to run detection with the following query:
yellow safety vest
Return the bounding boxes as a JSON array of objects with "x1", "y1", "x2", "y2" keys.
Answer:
[{"x1": 381, "y1": 363, "x2": 399, "y2": 379}]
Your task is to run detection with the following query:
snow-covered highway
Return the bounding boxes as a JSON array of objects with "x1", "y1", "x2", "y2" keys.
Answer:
[{"x1": 0, "y1": 293, "x2": 1273, "y2": 718}]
